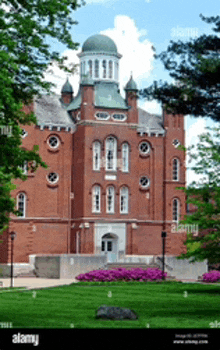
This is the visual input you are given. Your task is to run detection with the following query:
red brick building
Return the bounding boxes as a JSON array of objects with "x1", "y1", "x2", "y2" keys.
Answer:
[{"x1": 0, "y1": 34, "x2": 187, "y2": 264}]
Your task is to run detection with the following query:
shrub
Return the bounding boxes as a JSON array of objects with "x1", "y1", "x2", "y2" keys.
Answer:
[
  {"x1": 76, "y1": 268, "x2": 167, "y2": 282},
  {"x1": 202, "y1": 270, "x2": 220, "y2": 283}
]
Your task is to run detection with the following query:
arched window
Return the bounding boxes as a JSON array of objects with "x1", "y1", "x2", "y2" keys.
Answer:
[
  {"x1": 106, "y1": 186, "x2": 115, "y2": 213},
  {"x1": 122, "y1": 143, "x2": 129, "y2": 172},
  {"x1": 105, "y1": 137, "x2": 117, "y2": 171},
  {"x1": 172, "y1": 198, "x2": 180, "y2": 222},
  {"x1": 102, "y1": 60, "x2": 107, "y2": 78},
  {"x1": 120, "y1": 187, "x2": 129, "y2": 214},
  {"x1": 114, "y1": 62, "x2": 118, "y2": 80},
  {"x1": 93, "y1": 141, "x2": 101, "y2": 171},
  {"x1": 95, "y1": 59, "x2": 99, "y2": 78},
  {"x1": 88, "y1": 60, "x2": 93, "y2": 77},
  {"x1": 172, "y1": 158, "x2": 179, "y2": 181},
  {"x1": 17, "y1": 193, "x2": 26, "y2": 218},
  {"x1": 92, "y1": 185, "x2": 101, "y2": 213},
  {"x1": 109, "y1": 61, "x2": 113, "y2": 79}
]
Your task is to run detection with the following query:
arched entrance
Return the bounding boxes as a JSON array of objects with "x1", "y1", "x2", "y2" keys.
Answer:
[{"x1": 101, "y1": 233, "x2": 118, "y2": 262}]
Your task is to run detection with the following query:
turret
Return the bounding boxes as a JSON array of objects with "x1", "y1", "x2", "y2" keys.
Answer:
[
  {"x1": 61, "y1": 78, "x2": 73, "y2": 104},
  {"x1": 125, "y1": 75, "x2": 138, "y2": 124}
]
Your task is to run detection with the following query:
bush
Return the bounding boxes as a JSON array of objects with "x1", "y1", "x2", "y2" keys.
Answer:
[
  {"x1": 202, "y1": 270, "x2": 220, "y2": 283},
  {"x1": 76, "y1": 267, "x2": 167, "y2": 282}
]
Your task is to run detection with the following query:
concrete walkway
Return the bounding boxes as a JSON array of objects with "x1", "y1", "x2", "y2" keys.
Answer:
[{"x1": 0, "y1": 277, "x2": 78, "y2": 290}]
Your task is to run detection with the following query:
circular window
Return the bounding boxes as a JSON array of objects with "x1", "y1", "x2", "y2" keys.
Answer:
[
  {"x1": 48, "y1": 136, "x2": 59, "y2": 149},
  {"x1": 139, "y1": 176, "x2": 150, "y2": 189},
  {"x1": 47, "y1": 172, "x2": 59, "y2": 184},
  {"x1": 139, "y1": 141, "x2": 150, "y2": 155},
  {"x1": 173, "y1": 139, "x2": 180, "y2": 148},
  {"x1": 21, "y1": 129, "x2": 28, "y2": 138}
]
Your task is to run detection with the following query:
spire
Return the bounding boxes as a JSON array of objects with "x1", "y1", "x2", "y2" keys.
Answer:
[
  {"x1": 61, "y1": 77, "x2": 73, "y2": 94},
  {"x1": 124, "y1": 74, "x2": 138, "y2": 91}
]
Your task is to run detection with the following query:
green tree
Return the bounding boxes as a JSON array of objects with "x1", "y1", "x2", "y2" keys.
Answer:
[
  {"x1": 140, "y1": 14, "x2": 220, "y2": 121},
  {"x1": 0, "y1": 0, "x2": 83, "y2": 236},
  {"x1": 177, "y1": 126, "x2": 220, "y2": 264}
]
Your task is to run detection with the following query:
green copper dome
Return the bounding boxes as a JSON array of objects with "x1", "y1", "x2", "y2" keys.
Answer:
[
  {"x1": 125, "y1": 75, "x2": 138, "y2": 91},
  {"x1": 61, "y1": 78, "x2": 73, "y2": 94},
  {"x1": 82, "y1": 34, "x2": 118, "y2": 54}
]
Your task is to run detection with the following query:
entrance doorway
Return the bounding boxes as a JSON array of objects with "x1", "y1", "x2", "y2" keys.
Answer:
[{"x1": 101, "y1": 233, "x2": 118, "y2": 262}]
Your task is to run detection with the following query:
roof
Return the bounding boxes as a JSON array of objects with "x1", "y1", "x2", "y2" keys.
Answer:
[
  {"x1": 82, "y1": 34, "x2": 118, "y2": 54},
  {"x1": 33, "y1": 94, "x2": 164, "y2": 135},
  {"x1": 67, "y1": 82, "x2": 128, "y2": 111},
  {"x1": 34, "y1": 94, "x2": 75, "y2": 130},
  {"x1": 61, "y1": 78, "x2": 73, "y2": 94},
  {"x1": 125, "y1": 75, "x2": 138, "y2": 91},
  {"x1": 138, "y1": 108, "x2": 164, "y2": 134}
]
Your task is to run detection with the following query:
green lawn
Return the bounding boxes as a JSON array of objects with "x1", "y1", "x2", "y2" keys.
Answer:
[{"x1": 0, "y1": 281, "x2": 219, "y2": 328}]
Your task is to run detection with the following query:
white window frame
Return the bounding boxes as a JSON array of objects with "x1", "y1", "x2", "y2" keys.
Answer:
[
  {"x1": 172, "y1": 158, "x2": 179, "y2": 181},
  {"x1": 92, "y1": 185, "x2": 101, "y2": 213},
  {"x1": 48, "y1": 135, "x2": 59, "y2": 149},
  {"x1": 122, "y1": 143, "x2": 129, "y2": 172},
  {"x1": 105, "y1": 137, "x2": 117, "y2": 171},
  {"x1": 106, "y1": 186, "x2": 115, "y2": 214},
  {"x1": 112, "y1": 113, "x2": 127, "y2": 122},
  {"x1": 109, "y1": 60, "x2": 113, "y2": 79},
  {"x1": 88, "y1": 60, "x2": 93, "y2": 77},
  {"x1": 95, "y1": 59, "x2": 99, "y2": 78},
  {"x1": 93, "y1": 141, "x2": 101, "y2": 171},
  {"x1": 172, "y1": 198, "x2": 180, "y2": 222},
  {"x1": 120, "y1": 186, "x2": 129, "y2": 214},
  {"x1": 95, "y1": 112, "x2": 110, "y2": 120},
  {"x1": 139, "y1": 141, "x2": 150, "y2": 156},
  {"x1": 17, "y1": 193, "x2": 26, "y2": 218}
]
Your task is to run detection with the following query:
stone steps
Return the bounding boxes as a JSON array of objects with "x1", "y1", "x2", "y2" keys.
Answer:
[{"x1": 16, "y1": 271, "x2": 37, "y2": 278}]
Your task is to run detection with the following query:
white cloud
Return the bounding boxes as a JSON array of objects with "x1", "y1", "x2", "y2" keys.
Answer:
[
  {"x1": 44, "y1": 49, "x2": 80, "y2": 95},
  {"x1": 139, "y1": 100, "x2": 162, "y2": 115},
  {"x1": 100, "y1": 15, "x2": 154, "y2": 93}
]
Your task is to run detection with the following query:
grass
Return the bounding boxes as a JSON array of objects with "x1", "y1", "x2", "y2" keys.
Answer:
[{"x1": 0, "y1": 281, "x2": 219, "y2": 328}]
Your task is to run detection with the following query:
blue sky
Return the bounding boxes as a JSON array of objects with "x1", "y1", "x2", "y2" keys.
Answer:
[{"x1": 46, "y1": 0, "x2": 220, "y2": 185}]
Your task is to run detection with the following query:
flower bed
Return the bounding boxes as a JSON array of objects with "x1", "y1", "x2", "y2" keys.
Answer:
[
  {"x1": 202, "y1": 270, "x2": 220, "y2": 283},
  {"x1": 76, "y1": 267, "x2": 167, "y2": 282}
]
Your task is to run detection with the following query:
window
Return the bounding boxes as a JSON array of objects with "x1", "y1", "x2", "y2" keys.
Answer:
[
  {"x1": 17, "y1": 193, "x2": 26, "y2": 218},
  {"x1": 139, "y1": 176, "x2": 150, "y2": 189},
  {"x1": 93, "y1": 141, "x2": 101, "y2": 171},
  {"x1": 173, "y1": 198, "x2": 179, "y2": 222},
  {"x1": 112, "y1": 113, "x2": 126, "y2": 121},
  {"x1": 172, "y1": 158, "x2": 179, "y2": 181},
  {"x1": 106, "y1": 186, "x2": 115, "y2": 213},
  {"x1": 173, "y1": 139, "x2": 180, "y2": 148},
  {"x1": 88, "y1": 60, "x2": 93, "y2": 77},
  {"x1": 47, "y1": 172, "x2": 59, "y2": 184},
  {"x1": 115, "y1": 62, "x2": 118, "y2": 80},
  {"x1": 95, "y1": 112, "x2": 110, "y2": 120},
  {"x1": 102, "y1": 60, "x2": 106, "y2": 78},
  {"x1": 95, "y1": 59, "x2": 99, "y2": 78},
  {"x1": 19, "y1": 161, "x2": 28, "y2": 175},
  {"x1": 21, "y1": 129, "x2": 28, "y2": 138},
  {"x1": 122, "y1": 143, "x2": 129, "y2": 172},
  {"x1": 120, "y1": 186, "x2": 129, "y2": 214},
  {"x1": 105, "y1": 137, "x2": 117, "y2": 171},
  {"x1": 139, "y1": 141, "x2": 150, "y2": 155},
  {"x1": 109, "y1": 61, "x2": 113, "y2": 79},
  {"x1": 48, "y1": 135, "x2": 59, "y2": 149},
  {"x1": 92, "y1": 185, "x2": 101, "y2": 213}
]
